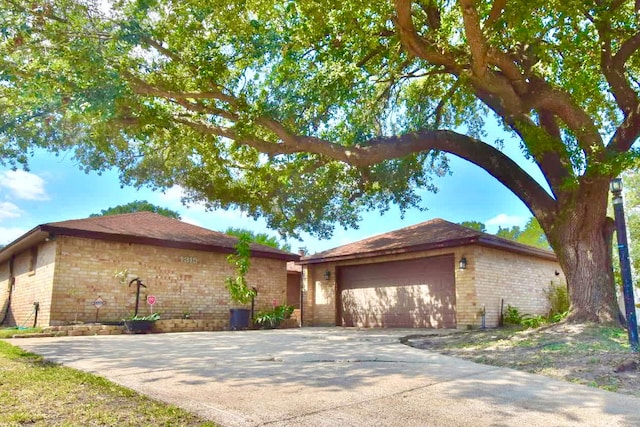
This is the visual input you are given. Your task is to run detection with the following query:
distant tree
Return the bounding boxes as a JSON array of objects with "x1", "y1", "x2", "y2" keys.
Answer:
[
  {"x1": 517, "y1": 218, "x2": 550, "y2": 250},
  {"x1": 496, "y1": 218, "x2": 549, "y2": 250},
  {"x1": 459, "y1": 221, "x2": 486, "y2": 232},
  {"x1": 90, "y1": 200, "x2": 181, "y2": 219},
  {"x1": 225, "y1": 227, "x2": 291, "y2": 252},
  {"x1": 496, "y1": 225, "x2": 522, "y2": 241}
]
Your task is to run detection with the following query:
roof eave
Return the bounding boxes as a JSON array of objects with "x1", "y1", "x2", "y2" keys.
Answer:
[
  {"x1": 298, "y1": 236, "x2": 557, "y2": 265},
  {"x1": 298, "y1": 237, "x2": 481, "y2": 265},
  {"x1": 476, "y1": 236, "x2": 557, "y2": 260},
  {"x1": 0, "y1": 226, "x2": 50, "y2": 264}
]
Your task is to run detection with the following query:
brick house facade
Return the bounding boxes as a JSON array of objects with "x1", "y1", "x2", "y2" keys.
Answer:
[
  {"x1": 0, "y1": 212, "x2": 298, "y2": 329},
  {"x1": 299, "y1": 219, "x2": 564, "y2": 329}
]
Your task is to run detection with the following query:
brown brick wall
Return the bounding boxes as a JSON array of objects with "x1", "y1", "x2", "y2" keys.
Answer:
[
  {"x1": 302, "y1": 244, "x2": 562, "y2": 329},
  {"x1": 0, "y1": 241, "x2": 57, "y2": 327},
  {"x1": 473, "y1": 245, "x2": 565, "y2": 327},
  {"x1": 3, "y1": 235, "x2": 287, "y2": 328}
]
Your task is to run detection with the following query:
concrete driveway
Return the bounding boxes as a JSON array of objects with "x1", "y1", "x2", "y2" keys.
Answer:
[{"x1": 6, "y1": 327, "x2": 640, "y2": 426}]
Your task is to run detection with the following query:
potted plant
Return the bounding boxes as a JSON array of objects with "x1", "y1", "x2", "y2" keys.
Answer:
[
  {"x1": 123, "y1": 312, "x2": 160, "y2": 333},
  {"x1": 225, "y1": 234, "x2": 257, "y2": 330},
  {"x1": 115, "y1": 269, "x2": 158, "y2": 332},
  {"x1": 254, "y1": 304, "x2": 294, "y2": 329}
]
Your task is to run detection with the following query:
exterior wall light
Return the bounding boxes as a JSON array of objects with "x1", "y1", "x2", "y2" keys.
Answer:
[
  {"x1": 324, "y1": 270, "x2": 331, "y2": 280},
  {"x1": 459, "y1": 257, "x2": 467, "y2": 270}
]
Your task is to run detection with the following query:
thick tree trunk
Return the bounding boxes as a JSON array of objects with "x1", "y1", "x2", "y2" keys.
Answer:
[{"x1": 547, "y1": 181, "x2": 618, "y2": 323}]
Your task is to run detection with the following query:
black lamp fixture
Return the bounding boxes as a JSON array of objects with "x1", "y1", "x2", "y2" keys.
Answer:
[
  {"x1": 324, "y1": 270, "x2": 331, "y2": 280},
  {"x1": 610, "y1": 177, "x2": 623, "y2": 194},
  {"x1": 459, "y1": 257, "x2": 467, "y2": 270}
]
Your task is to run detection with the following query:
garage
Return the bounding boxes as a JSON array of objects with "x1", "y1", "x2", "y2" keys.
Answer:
[
  {"x1": 299, "y1": 218, "x2": 563, "y2": 329},
  {"x1": 337, "y1": 255, "x2": 456, "y2": 328}
]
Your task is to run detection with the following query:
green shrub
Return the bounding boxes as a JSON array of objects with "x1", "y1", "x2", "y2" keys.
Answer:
[
  {"x1": 521, "y1": 315, "x2": 546, "y2": 329},
  {"x1": 503, "y1": 304, "x2": 523, "y2": 325},
  {"x1": 125, "y1": 312, "x2": 160, "y2": 321},
  {"x1": 550, "y1": 310, "x2": 569, "y2": 323},
  {"x1": 254, "y1": 305, "x2": 294, "y2": 329},
  {"x1": 545, "y1": 282, "x2": 570, "y2": 318}
]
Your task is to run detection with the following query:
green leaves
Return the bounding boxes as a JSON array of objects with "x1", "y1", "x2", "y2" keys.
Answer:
[
  {"x1": 1, "y1": 0, "x2": 639, "y2": 242},
  {"x1": 225, "y1": 233, "x2": 257, "y2": 305}
]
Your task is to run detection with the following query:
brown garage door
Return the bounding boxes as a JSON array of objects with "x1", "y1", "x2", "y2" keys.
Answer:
[{"x1": 337, "y1": 255, "x2": 456, "y2": 328}]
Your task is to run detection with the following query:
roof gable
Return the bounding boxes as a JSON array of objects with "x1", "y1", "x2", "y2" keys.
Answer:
[{"x1": 300, "y1": 218, "x2": 555, "y2": 263}]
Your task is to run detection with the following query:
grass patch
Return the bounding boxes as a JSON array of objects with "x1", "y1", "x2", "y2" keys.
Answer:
[
  {"x1": 0, "y1": 340, "x2": 216, "y2": 426},
  {"x1": 0, "y1": 327, "x2": 43, "y2": 339},
  {"x1": 406, "y1": 322, "x2": 640, "y2": 397}
]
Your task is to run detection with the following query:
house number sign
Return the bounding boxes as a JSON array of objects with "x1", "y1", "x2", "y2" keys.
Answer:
[
  {"x1": 181, "y1": 256, "x2": 198, "y2": 264},
  {"x1": 91, "y1": 296, "x2": 106, "y2": 323},
  {"x1": 92, "y1": 296, "x2": 106, "y2": 309}
]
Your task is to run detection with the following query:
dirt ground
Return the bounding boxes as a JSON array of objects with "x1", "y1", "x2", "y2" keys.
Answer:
[{"x1": 403, "y1": 322, "x2": 640, "y2": 397}]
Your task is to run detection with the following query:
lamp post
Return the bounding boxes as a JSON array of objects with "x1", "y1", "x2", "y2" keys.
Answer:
[{"x1": 610, "y1": 177, "x2": 639, "y2": 352}]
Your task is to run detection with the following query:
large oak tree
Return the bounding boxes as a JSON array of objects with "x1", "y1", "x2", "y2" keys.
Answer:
[{"x1": 2, "y1": 1, "x2": 639, "y2": 322}]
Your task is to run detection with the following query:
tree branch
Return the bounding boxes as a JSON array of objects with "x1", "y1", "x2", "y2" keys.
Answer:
[
  {"x1": 355, "y1": 131, "x2": 557, "y2": 218},
  {"x1": 172, "y1": 115, "x2": 557, "y2": 220},
  {"x1": 598, "y1": 21, "x2": 640, "y2": 115},
  {"x1": 393, "y1": 0, "x2": 459, "y2": 70},
  {"x1": 608, "y1": 104, "x2": 640, "y2": 153},
  {"x1": 527, "y1": 77, "x2": 604, "y2": 154},
  {"x1": 460, "y1": 0, "x2": 488, "y2": 77},
  {"x1": 125, "y1": 72, "x2": 238, "y2": 108},
  {"x1": 486, "y1": 0, "x2": 506, "y2": 26},
  {"x1": 534, "y1": 110, "x2": 574, "y2": 194}
]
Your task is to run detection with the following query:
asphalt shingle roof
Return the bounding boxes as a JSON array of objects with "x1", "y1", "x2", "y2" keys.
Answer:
[
  {"x1": 8, "y1": 212, "x2": 298, "y2": 261},
  {"x1": 300, "y1": 218, "x2": 555, "y2": 263}
]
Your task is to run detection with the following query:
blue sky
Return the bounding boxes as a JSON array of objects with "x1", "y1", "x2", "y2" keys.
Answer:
[{"x1": 0, "y1": 127, "x2": 545, "y2": 253}]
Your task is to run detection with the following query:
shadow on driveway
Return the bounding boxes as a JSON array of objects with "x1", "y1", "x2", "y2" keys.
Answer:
[{"x1": 7, "y1": 327, "x2": 640, "y2": 427}]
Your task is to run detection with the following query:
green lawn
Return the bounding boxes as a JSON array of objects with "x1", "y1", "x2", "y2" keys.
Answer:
[{"x1": 0, "y1": 337, "x2": 215, "y2": 426}]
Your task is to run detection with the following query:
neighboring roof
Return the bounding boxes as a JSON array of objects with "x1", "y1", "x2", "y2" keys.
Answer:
[
  {"x1": 287, "y1": 261, "x2": 302, "y2": 274},
  {"x1": 299, "y1": 218, "x2": 556, "y2": 264},
  {"x1": 0, "y1": 212, "x2": 299, "y2": 263}
]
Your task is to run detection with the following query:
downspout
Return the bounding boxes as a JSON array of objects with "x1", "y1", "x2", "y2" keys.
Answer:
[
  {"x1": 299, "y1": 273, "x2": 304, "y2": 327},
  {"x1": 0, "y1": 256, "x2": 15, "y2": 325}
]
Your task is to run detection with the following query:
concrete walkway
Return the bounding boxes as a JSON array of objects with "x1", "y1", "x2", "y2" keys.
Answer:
[{"x1": 6, "y1": 327, "x2": 640, "y2": 426}]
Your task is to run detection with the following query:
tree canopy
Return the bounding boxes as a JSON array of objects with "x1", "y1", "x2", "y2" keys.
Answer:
[
  {"x1": 225, "y1": 227, "x2": 292, "y2": 252},
  {"x1": 90, "y1": 200, "x2": 181, "y2": 219},
  {"x1": 2, "y1": 1, "x2": 640, "y2": 322}
]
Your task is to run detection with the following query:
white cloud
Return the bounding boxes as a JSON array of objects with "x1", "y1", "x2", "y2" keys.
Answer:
[
  {"x1": 180, "y1": 215, "x2": 203, "y2": 227},
  {"x1": 159, "y1": 185, "x2": 186, "y2": 203},
  {"x1": 156, "y1": 185, "x2": 251, "y2": 221},
  {"x1": 0, "y1": 226, "x2": 27, "y2": 245},
  {"x1": 0, "y1": 201, "x2": 22, "y2": 221},
  {"x1": 0, "y1": 170, "x2": 49, "y2": 200},
  {"x1": 486, "y1": 213, "x2": 527, "y2": 229}
]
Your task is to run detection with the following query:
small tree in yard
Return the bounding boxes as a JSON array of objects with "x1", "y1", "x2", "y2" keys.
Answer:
[
  {"x1": 225, "y1": 234, "x2": 257, "y2": 306},
  {"x1": 3, "y1": 1, "x2": 640, "y2": 323}
]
